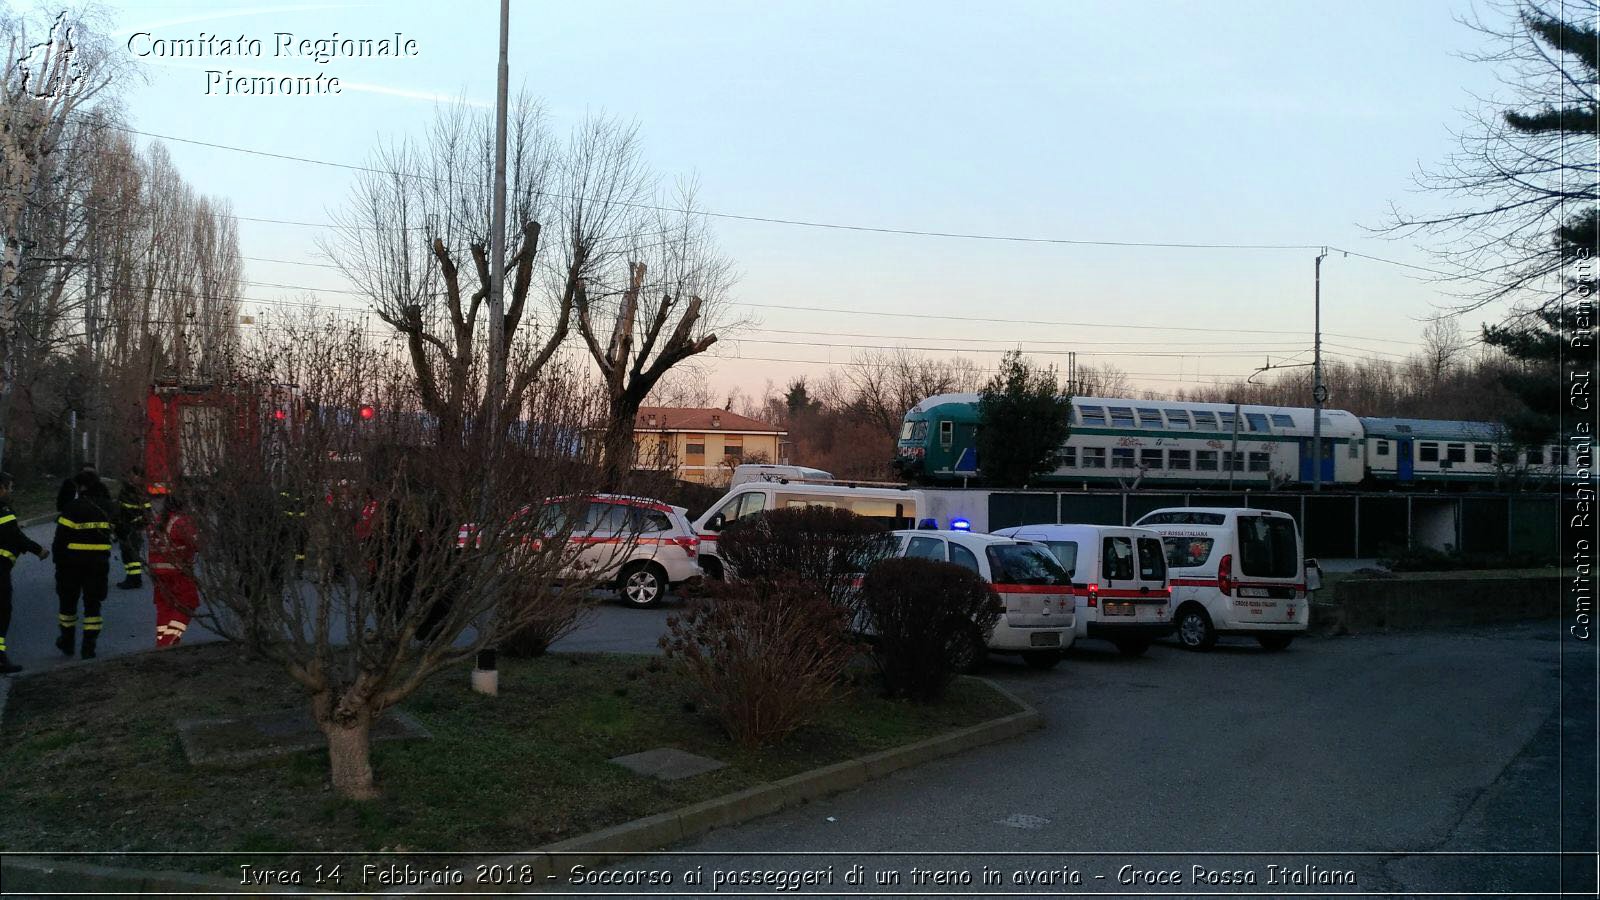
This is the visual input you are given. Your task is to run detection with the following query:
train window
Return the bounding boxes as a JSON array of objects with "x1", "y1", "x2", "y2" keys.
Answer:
[
  {"x1": 1446, "y1": 443, "x2": 1467, "y2": 463},
  {"x1": 1111, "y1": 448, "x2": 1136, "y2": 468},
  {"x1": 1248, "y1": 451, "x2": 1271, "y2": 472},
  {"x1": 1218, "y1": 411, "x2": 1237, "y2": 432},
  {"x1": 1168, "y1": 449, "x2": 1192, "y2": 470},
  {"x1": 1109, "y1": 407, "x2": 1136, "y2": 428},
  {"x1": 1376, "y1": 440, "x2": 1391, "y2": 456},
  {"x1": 1082, "y1": 447, "x2": 1107, "y2": 468},
  {"x1": 1527, "y1": 447, "x2": 1544, "y2": 464},
  {"x1": 1270, "y1": 414, "x2": 1296, "y2": 428},
  {"x1": 1221, "y1": 451, "x2": 1245, "y2": 471},
  {"x1": 1140, "y1": 448, "x2": 1164, "y2": 469},
  {"x1": 1192, "y1": 411, "x2": 1220, "y2": 430},
  {"x1": 1137, "y1": 408, "x2": 1163, "y2": 428},
  {"x1": 939, "y1": 420, "x2": 953, "y2": 449},
  {"x1": 1196, "y1": 450, "x2": 1219, "y2": 471},
  {"x1": 905, "y1": 421, "x2": 927, "y2": 441},
  {"x1": 1163, "y1": 409, "x2": 1191, "y2": 429},
  {"x1": 1553, "y1": 447, "x2": 1568, "y2": 467},
  {"x1": 1079, "y1": 406, "x2": 1108, "y2": 426},
  {"x1": 1474, "y1": 445, "x2": 1492, "y2": 463},
  {"x1": 1419, "y1": 442, "x2": 1440, "y2": 462},
  {"x1": 1349, "y1": 442, "x2": 1359, "y2": 458},
  {"x1": 899, "y1": 421, "x2": 915, "y2": 440},
  {"x1": 1056, "y1": 446, "x2": 1077, "y2": 468},
  {"x1": 1245, "y1": 413, "x2": 1270, "y2": 432}
]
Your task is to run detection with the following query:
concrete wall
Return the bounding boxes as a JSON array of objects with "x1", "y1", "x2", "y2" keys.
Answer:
[{"x1": 1320, "y1": 573, "x2": 1560, "y2": 633}]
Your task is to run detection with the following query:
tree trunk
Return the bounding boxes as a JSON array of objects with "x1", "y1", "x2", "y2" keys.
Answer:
[{"x1": 318, "y1": 706, "x2": 379, "y2": 800}]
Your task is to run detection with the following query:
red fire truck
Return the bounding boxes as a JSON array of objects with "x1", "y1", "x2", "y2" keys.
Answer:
[{"x1": 144, "y1": 380, "x2": 302, "y2": 496}]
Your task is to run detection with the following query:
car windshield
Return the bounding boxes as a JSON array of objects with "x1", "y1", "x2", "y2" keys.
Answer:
[{"x1": 985, "y1": 544, "x2": 1068, "y2": 586}]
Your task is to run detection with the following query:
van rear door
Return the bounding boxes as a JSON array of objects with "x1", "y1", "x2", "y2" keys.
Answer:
[
  {"x1": 985, "y1": 543, "x2": 1073, "y2": 631},
  {"x1": 1232, "y1": 514, "x2": 1303, "y2": 623},
  {"x1": 1099, "y1": 534, "x2": 1169, "y2": 620}
]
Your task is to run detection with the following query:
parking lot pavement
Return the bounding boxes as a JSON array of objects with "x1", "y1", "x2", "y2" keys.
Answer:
[{"x1": 574, "y1": 622, "x2": 1574, "y2": 895}]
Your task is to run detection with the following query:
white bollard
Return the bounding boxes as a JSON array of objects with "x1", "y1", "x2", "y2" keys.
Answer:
[{"x1": 471, "y1": 649, "x2": 498, "y2": 696}]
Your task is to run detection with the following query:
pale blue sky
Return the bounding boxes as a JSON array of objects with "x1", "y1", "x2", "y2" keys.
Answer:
[{"x1": 105, "y1": 0, "x2": 1518, "y2": 400}]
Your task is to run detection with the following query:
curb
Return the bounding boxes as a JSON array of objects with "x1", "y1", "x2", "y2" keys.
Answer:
[
  {"x1": 0, "y1": 855, "x2": 287, "y2": 896},
  {"x1": 411, "y1": 677, "x2": 1042, "y2": 894}
]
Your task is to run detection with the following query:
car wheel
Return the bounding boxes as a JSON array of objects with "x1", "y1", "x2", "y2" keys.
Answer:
[
  {"x1": 1114, "y1": 639, "x2": 1151, "y2": 657},
  {"x1": 1021, "y1": 650, "x2": 1062, "y2": 670},
  {"x1": 1176, "y1": 605, "x2": 1217, "y2": 651},
  {"x1": 1257, "y1": 634, "x2": 1294, "y2": 652},
  {"x1": 619, "y1": 563, "x2": 667, "y2": 608}
]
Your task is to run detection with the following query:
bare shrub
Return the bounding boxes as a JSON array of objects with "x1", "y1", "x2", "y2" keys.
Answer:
[
  {"x1": 660, "y1": 580, "x2": 856, "y2": 750},
  {"x1": 714, "y1": 506, "x2": 898, "y2": 612},
  {"x1": 861, "y1": 557, "x2": 1003, "y2": 700}
]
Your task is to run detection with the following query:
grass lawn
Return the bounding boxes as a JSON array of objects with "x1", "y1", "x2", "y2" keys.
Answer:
[{"x1": 0, "y1": 643, "x2": 1019, "y2": 882}]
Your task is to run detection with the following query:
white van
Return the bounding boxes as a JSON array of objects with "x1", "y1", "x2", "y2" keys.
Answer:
[
  {"x1": 891, "y1": 529, "x2": 1077, "y2": 669},
  {"x1": 992, "y1": 524, "x2": 1173, "y2": 656},
  {"x1": 1131, "y1": 507, "x2": 1321, "y2": 651},
  {"x1": 728, "y1": 463, "x2": 836, "y2": 487},
  {"x1": 692, "y1": 482, "x2": 926, "y2": 580}
]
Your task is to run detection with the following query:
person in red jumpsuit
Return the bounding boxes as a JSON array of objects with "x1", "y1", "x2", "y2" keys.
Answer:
[{"x1": 148, "y1": 494, "x2": 200, "y2": 647}]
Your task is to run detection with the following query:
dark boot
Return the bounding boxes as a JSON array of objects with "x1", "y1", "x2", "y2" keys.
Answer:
[
  {"x1": 80, "y1": 630, "x2": 97, "y2": 660},
  {"x1": 55, "y1": 627, "x2": 74, "y2": 656},
  {"x1": 116, "y1": 575, "x2": 142, "y2": 590},
  {"x1": 0, "y1": 650, "x2": 21, "y2": 674}
]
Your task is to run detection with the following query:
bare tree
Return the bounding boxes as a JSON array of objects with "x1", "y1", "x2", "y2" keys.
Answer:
[
  {"x1": 1420, "y1": 316, "x2": 1465, "y2": 383},
  {"x1": 325, "y1": 102, "x2": 651, "y2": 448},
  {"x1": 1385, "y1": 0, "x2": 1597, "y2": 312},
  {"x1": 824, "y1": 349, "x2": 984, "y2": 441},
  {"x1": 574, "y1": 183, "x2": 736, "y2": 484},
  {"x1": 176, "y1": 323, "x2": 608, "y2": 799}
]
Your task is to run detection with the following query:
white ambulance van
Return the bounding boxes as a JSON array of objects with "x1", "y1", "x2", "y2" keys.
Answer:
[
  {"x1": 1131, "y1": 507, "x2": 1320, "y2": 651},
  {"x1": 992, "y1": 524, "x2": 1173, "y2": 656},
  {"x1": 692, "y1": 481, "x2": 926, "y2": 580}
]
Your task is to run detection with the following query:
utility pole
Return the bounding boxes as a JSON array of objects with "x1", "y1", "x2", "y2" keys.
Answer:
[
  {"x1": 1312, "y1": 248, "x2": 1328, "y2": 492},
  {"x1": 1228, "y1": 400, "x2": 1240, "y2": 492},
  {"x1": 486, "y1": 0, "x2": 510, "y2": 445}
]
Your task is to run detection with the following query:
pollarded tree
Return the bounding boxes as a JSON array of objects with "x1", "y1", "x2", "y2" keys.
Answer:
[{"x1": 976, "y1": 350, "x2": 1072, "y2": 488}]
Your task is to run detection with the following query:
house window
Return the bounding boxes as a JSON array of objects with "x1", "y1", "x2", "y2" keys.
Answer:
[
  {"x1": 1446, "y1": 443, "x2": 1467, "y2": 463},
  {"x1": 1473, "y1": 445, "x2": 1492, "y2": 463},
  {"x1": 724, "y1": 435, "x2": 744, "y2": 462},
  {"x1": 685, "y1": 434, "x2": 706, "y2": 458},
  {"x1": 1140, "y1": 448, "x2": 1164, "y2": 469},
  {"x1": 1056, "y1": 446, "x2": 1077, "y2": 468},
  {"x1": 1376, "y1": 440, "x2": 1390, "y2": 456},
  {"x1": 1109, "y1": 407, "x2": 1136, "y2": 428},
  {"x1": 1419, "y1": 442, "x2": 1440, "y2": 463},
  {"x1": 1112, "y1": 447, "x2": 1136, "y2": 468},
  {"x1": 1248, "y1": 451, "x2": 1271, "y2": 472},
  {"x1": 1082, "y1": 447, "x2": 1107, "y2": 469},
  {"x1": 1168, "y1": 449, "x2": 1192, "y2": 470},
  {"x1": 1195, "y1": 450, "x2": 1219, "y2": 471}
]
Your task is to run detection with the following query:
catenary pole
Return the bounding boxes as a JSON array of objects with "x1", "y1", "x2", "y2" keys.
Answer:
[
  {"x1": 1312, "y1": 248, "x2": 1328, "y2": 492},
  {"x1": 487, "y1": 0, "x2": 510, "y2": 443}
]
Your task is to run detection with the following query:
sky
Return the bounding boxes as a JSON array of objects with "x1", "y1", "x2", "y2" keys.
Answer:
[{"x1": 96, "y1": 0, "x2": 1525, "y2": 404}]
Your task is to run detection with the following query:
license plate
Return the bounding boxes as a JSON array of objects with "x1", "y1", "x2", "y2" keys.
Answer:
[
  {"x1": 1030, "y1": 631, "x2": 1061, "y2": 647},
  {"x1": 1104, "y1": 602, "x2": 1135, "y2": 616}
]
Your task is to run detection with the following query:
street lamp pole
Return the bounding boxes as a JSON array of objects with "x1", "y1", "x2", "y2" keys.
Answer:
[
  {"x1": 1312, "y1": 248, "x2": 1328, "y2": 492},
  {"x1": 487, "y1": 0, "x2": 510, "y2": 443}
]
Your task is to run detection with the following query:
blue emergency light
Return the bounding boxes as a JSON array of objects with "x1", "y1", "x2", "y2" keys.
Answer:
[{"x1": 950, "y1": 518, "x2": 971, "y2": 531}]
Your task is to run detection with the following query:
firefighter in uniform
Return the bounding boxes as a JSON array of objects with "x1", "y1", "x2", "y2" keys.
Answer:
[
  {"x1": 148, "y1": 494, "x2": 200, "y2": 647},
  {"x1": 54, "y1": 471, "x2": 115, "y2": 659},
  {"x1": 279, "y1": 487, "x2": 308, "y2": 574},
  {"x1": 0, "y1": 473, "x2": 48, "y2": 673},
  {"x1": 116, "y1": 466, "x2": 151, "y2": 589}
]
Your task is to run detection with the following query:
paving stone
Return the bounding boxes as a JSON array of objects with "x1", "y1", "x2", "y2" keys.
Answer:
[
  {"x1": 609, "y1": 746, "x2": 727, "y2": 781},
  {"x1": 176, "y1": 708, "x2": 431, "y2": 769}
]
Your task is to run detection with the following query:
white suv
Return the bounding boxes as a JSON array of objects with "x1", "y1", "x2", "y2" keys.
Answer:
[{"x1": 890, "y1": 529, "x2": 1077, "y2": 669}]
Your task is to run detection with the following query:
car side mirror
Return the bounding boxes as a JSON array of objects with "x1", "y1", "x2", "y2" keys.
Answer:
[
  {"x1": 706, "y1": 513, "x2": 726, "y2": 532},
  {"x1": 1305, "y1": 558, "x2": 1323, "y2": 592}
]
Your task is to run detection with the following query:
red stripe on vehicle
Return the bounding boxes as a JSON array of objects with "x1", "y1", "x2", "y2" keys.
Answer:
[
  {"x1": 1171, "y1": 577, "x2": 1219, "y2": 587},
  {"x1": 992, "y1": 584, "x2": 1072, "y2": 594},
  {"x1": 1096, "y1": 588, "x2": 1170, "y2": 599}
]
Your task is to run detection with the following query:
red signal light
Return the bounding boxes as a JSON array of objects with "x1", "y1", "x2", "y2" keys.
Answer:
[
  {"x1": 358, "y1": 405, "x2": 375, "y2": 421},
  {"x1": 272, "y1": 409, "x2": 287, "y2": 422}
]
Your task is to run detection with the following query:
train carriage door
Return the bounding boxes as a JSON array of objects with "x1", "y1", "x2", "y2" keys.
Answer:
[
  {"x1": 1397, "y1": 438, "x2": 1414, "y2": 482},
  {"x1": 1297, "y1": 438, "x2": 1336, "y2": 483},
  {"x1": 1298, "y1": 439, "x2": 1313, "y2": 483}
]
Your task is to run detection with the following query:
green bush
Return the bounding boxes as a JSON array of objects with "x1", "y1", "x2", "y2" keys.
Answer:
[
  {"x1": 860, "y1": 557, "x2": 1003, "y2": 701},
  {"x1": 660, "y1": 580, "x2": 857, "y2": 749}
]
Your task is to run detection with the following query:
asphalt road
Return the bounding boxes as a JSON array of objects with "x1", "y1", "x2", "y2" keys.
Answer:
[{"x1": 4, "y1": 527, "x2": 1589, "y2": 894}]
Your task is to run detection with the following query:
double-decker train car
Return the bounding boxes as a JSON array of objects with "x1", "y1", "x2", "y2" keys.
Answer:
[{"x1": 894, "y1": 393, "x2": 1580, "y2": 490}]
